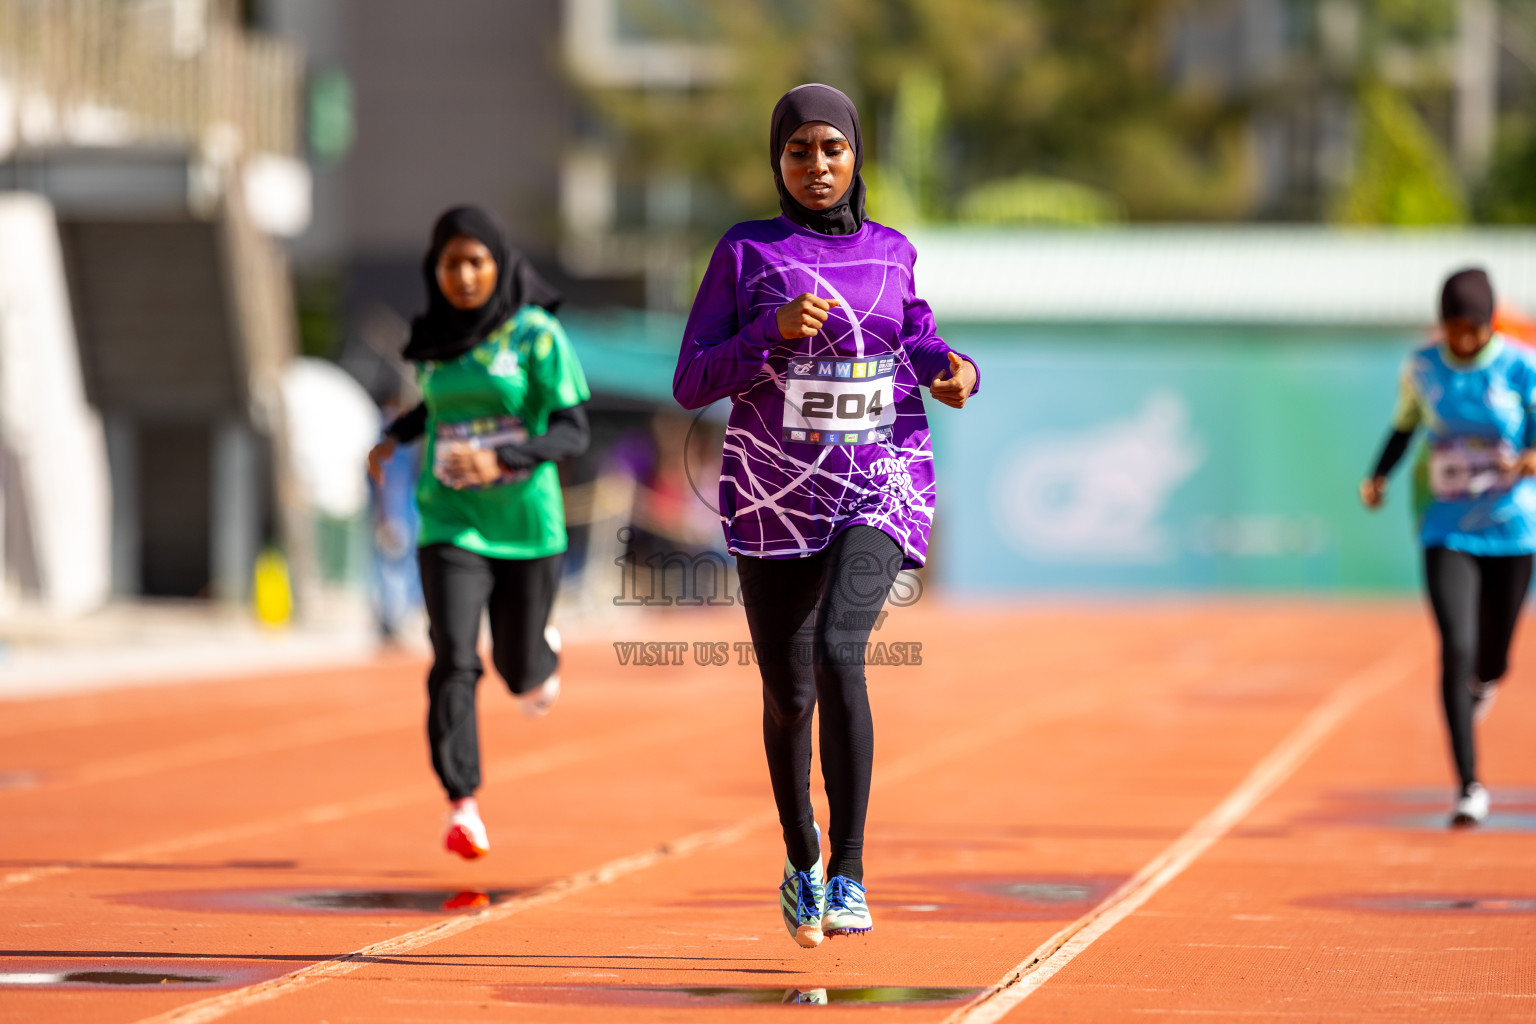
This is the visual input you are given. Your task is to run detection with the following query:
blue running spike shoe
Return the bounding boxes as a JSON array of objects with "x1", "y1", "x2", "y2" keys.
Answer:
[
  {"x1": 822, "y1": 875, "x2": 872, "y2": 936},
  {"x1": 779, "y1": 827, "x2": 825, "y2": 947}
]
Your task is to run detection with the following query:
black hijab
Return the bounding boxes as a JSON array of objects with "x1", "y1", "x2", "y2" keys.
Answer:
[
  {"x1": 770, "y1": 83, "x2": 866, "y2": 236},
  {"x1": 401, "y1": 205, "x2": 563, "y2": 362},
  {"x1": 1441, "y1": 267, "x2": 1495, "y2": 326}
]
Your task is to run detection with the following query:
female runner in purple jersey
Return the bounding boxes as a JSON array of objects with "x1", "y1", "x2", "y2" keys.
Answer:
[{"x1": 673, "y1": 84, "x2": 979, "y2": 947}]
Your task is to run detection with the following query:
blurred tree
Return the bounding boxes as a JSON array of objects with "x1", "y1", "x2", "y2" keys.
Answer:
[
  {"x1": 579, "y1": 0, "x2": 1526, "y2": 234},
  {"x1": 1477, "y1": 2, "x2": 1536, "y2": 222},
  {"x1": 295, "y1": 272, "x2": 344, "y2": 359},
  {"x1": 958, "y1": 175, "x2": 1124, "y2": 226},
  {"x1": 584, "y1": 0, "x2": 1258, "y2": 234},
  {"x1": 1327, "y1": 0, "x2": 1467, "y2": 225},
  {"x1": 1334, "y1": 85, "x2": 1468, "y2": 224},
  {"x1": 1480, "y1": 111, "x2": 1536, "y2": 223}
]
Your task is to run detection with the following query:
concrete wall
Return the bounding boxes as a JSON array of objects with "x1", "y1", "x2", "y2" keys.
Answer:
[{"x1": 0, "y1": 193, "x2": 112, "y2": 614}]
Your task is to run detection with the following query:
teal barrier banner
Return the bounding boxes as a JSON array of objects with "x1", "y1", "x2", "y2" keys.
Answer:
[{"x1": 929, "y1": 324, "x2": 1426, "y2": 593}]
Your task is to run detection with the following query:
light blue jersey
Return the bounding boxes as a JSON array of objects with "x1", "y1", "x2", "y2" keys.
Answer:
[{"x1": 1391, "y1": 335, "x2": 1536, "y2": 555}]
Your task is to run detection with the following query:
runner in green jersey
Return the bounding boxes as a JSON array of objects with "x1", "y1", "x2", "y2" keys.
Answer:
[{"x1": 368, "y1": 206, "x2": 590, "y2": 859}]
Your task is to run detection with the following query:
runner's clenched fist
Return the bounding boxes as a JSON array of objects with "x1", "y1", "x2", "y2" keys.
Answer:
[
  {"x1": 777, "y1": 293, "x2": 841, "y2": 340},
  {"x1": 929, "y1": 351, "x2": 977, "y2": 409}
]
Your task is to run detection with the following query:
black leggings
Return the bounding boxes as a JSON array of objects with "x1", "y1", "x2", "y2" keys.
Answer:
[
  {"x1": 1423, "y1": 547, "x2": 1533, "y2": 788},
  {"x1": 736, "y1": 525, "x2": 904, "y2": 884},
  {"x1": 418, "y1": 543, "x2": 562, "y2": 800}
]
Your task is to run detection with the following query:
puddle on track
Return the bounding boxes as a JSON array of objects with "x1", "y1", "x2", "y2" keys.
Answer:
[
  {"x1": 0, "y1": 770, "x2": 40, "y2": 790},
  {"x1": 1309, "y1": 893, "x2": 1536, "y2": 915},
  {"x1": 1300, "y1": 787, "x2": 1536, "y2": 833},
  {"x1": 276, "y1": 889, "x2": 515, "y2": 912},
  {"x1": 113, "y1": 887, "x2": 522, "y2": 916},
  {"x1": 0, "y1": 969, "x2": 221, "y2": 988},
  {"x1": 500, "y1": 985, "x2": 980, "y2": 1007},
  {"x1": 880, "y1": 875, "x2": 1125, "y2": 922},
  {"x1": 0, "y1": 958, "x2": 280, "y2": 990}
]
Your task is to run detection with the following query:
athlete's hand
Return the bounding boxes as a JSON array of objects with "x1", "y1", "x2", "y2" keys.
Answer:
[
  {"x1": 1511, "y1": 450, "x2": 1536, "y2": 478},
  {"x1": 1360, "y1": 476, "x2": 1386, "y2": 510},
  {"x1": 367, "y1": 439, "x2": 397, "y2": 485},
  {"x1": 776, "y1": 293, "x2": 840, "y2": 340},
  {"x1": 442, "y1": 443, "x2": 503, "y2": 487},
  {"x1": 929, "y1": 352, "x2": 977, "y2": 409}
]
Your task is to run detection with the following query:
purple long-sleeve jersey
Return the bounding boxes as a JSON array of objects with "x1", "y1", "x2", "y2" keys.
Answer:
[{"x1": 674, "y1": 216, "x2": 979, "y2": 568}]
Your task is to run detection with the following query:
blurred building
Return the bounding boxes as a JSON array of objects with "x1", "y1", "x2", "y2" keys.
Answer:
[
  {"x1": 0, "y1": 0, "x2": 310, "y2": 609},
  {"x1": 255, "y1": 0, "x2": 641, "y2": 396},
  {"x1": 1166, "y1": 0, "x2": 1514, "y2": 220},
  {"x1": 253, "y1": 0, "x2": 729, "y2": 374},
  {"x1": 251, "y1": 0, "x2": 1535, "y2": 327},
  {"x1": 249, "y1": 0, "x2": 711, "y2": 611}
]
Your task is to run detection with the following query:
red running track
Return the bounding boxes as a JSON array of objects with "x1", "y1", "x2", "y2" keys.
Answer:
[{"x1": 2, "y1": 601, "x2": 1534, "y2": 1021}]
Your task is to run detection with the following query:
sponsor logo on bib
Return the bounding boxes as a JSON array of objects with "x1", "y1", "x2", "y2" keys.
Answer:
[
  {"x1": 783, "y1": 354, "x2": 898, "y2": 446},
  {"x1": 433, "y1": 415, "x2": 530, "y2": 490},
  {"x1": 1429, "y1": 436, "x2": 1512, "y2": 501}
]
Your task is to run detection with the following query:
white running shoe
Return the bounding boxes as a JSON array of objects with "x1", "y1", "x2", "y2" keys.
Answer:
[
  {"x1": 1450, "y1": 782, "x2": 1490, "y2": 828},
  {"x1": 779, "y1": 824, "x2": 825, "y2": 948},
  {"x1": 782, "y1": 988, "x2": 829, "y2": 1004},
  {"x1": 1470, "y1": 678, "x2": 1500, "y2": 725},
  {"x1": 517, "y1": 625, "x2": 562, "y2": 718},
  {"x1": 822, "y1": 875, "x2": 873, "y2": 936},
  {"x1": 444, "y1": 799, "x2": 490, "y2": 859}
]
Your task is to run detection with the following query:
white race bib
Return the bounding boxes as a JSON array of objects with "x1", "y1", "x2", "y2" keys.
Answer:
[
  {"x1": 782, "y1": 355, "x2": 898, "y2": 446},
  {"x1": 434, "y1": 415, "x2": 530, "y2": 490},
  {"x1": 1429, "y1": 437, "x2": 1512, "y2": 501}
]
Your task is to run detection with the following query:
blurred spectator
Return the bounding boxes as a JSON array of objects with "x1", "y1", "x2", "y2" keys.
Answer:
[
  {"x1": 370, "y1": 398, "x2": 423, "y2": 645},
  {"x1": 597, "y1": 410, "x2": 729, "y2": 607}
]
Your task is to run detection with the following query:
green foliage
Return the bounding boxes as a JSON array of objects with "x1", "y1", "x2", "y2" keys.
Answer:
[
  {"x1": 958, "y1": 174, "x2": 1123, "y2": 226},
  {"x1": 1102, "y1": 119, "x2": 1257, "y2": 221},
  {"x1": 862, "y1": 163, "x2": 922, "y2": 228},
  {"x1": 890, "y1": 67, "x2": 945, "y2": 217},
  {"x1": 1367, "y1": 0, "x2": 1457, "y2": 46},
  {"x1": 1479, "y1": 110, "x2": 1536, "y2": 223},
  {"x1": 580, "y1": 0, "x2": 1506, "y2": 230},
  {"x1": 1333, "y1": 85, "x2": 1467, "y2": 225},
  {"x1": 580, "y1": 0, "x2": 1257, "y2": 233},
  {"x1": 294, "y1": 271, "x2": 343, "y2": 360},
  {"x1": 1476, "y1": 7, "x2": 1536, "y2": 224}
]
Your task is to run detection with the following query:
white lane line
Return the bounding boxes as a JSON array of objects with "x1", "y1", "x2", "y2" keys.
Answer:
[
  {"x1": 944, "y1": 648, "x2": 1420, "y2": 1024},
  {"x1": 129, "y1": 813, "x2": 775, "y2": 1024}
]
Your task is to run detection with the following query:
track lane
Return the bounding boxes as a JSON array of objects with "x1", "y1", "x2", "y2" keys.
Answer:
[
  {"x1": 102, "y1": 608, "x2": 1421, "y2": 1022},
  {"x1": 3, "y1": 604, "x2": 1482, "y2": 1024},
  {"x1": 945, "y1": 647, "x2": 1422, "y2": 1022}
]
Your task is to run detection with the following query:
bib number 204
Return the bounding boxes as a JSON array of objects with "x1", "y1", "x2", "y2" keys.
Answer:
[{"x1": 801, "y1": 390, "x2": 885, "y2": 421}]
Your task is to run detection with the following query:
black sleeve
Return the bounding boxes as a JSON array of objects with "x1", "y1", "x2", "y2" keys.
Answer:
[
  {"x1": 1371, "y1": 428, "x2": 1414, "y2": 480},
  {"x1": 384, "y1": 403, "x2": 427, "y2": 444},
  {"x1": 495, "y1": 404, "x2": 591, "y2": 471}
]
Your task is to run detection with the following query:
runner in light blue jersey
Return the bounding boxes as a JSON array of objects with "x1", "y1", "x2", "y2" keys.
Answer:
[
  {"x1": 1392, "y1": 335, "x2": 1536, "y2": 553},
  {"x1": 1363, "y1": 268, "x2": 1536, "y2": 827}
]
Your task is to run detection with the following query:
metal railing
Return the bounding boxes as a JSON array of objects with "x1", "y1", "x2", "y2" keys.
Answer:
[{"x1": 0, "y1": 0, "x2": 298, "y2": 157}]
